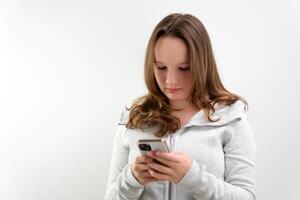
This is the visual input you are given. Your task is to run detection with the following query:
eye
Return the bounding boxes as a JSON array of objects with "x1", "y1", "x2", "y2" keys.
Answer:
[
  {"x1": 179, "y1": 67, "x2": 190, "y2": 71},
  {"x1": 157, "y1": 66, "x2": 167, "y2": 70}
]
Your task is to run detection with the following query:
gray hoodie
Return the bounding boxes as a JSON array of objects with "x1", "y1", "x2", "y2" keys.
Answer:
[{"x1": 104, "y1": 100, "x2": 256, "y2": 200}]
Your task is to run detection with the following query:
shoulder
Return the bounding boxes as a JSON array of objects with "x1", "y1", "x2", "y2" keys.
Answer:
[
  {"x1": 199, "y1": 100, "x2": 248, "y2": 126},
  {"x1": 214, "y1": 100, "x2": 246, "y2": 116},
  {"x1": 118, "y1": 107, "x2": 130, "y2": 125}
]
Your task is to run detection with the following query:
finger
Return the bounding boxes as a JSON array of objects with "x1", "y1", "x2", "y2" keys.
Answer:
[
  {"x1": 148, "y1": 169, "x2": 170, "y2": 181},
  {"x1": 155, "y1": 151, "x2": 180, "y2": 162},
  {"x1": 146, "y1": 152, "x2": 174, "y2": 166},
  {"x1": 147, "y1": 162, "x2": 173, "y2": 175},
  {"x1": 134, "y1": 163, "x2": 150, "y2": 171},
  {"x1": 151, "y1": 156, "x2": 173, "y2": 167},
  {"x1": 146, "y1": 151, "x2": 178, "y2": 162},
  {"x1": 139, "y1": 171, "x2": 154, "y2": 178},
  {"x1": 136, "y1": 155, "x2": 153, "y2": 163},
  {"x1": 146, "y1": 151, "x2": 156, "y2": 157}
]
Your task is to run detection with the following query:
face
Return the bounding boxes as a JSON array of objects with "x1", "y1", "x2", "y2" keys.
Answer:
[{"x1": 153, "y1": 36, "x2": 193, "y2": 107}]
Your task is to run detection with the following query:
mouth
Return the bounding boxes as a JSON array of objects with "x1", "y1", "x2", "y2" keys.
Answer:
[{"x1": 166, "y1": 88, "x2": 181, "y2": 93}]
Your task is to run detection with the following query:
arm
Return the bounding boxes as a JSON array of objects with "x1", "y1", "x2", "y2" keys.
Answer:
[
  {"x1": 177, "y1": 116, "x2": 256, "y2": 200},
  {"x1": 104, "y1": 124, "x2": 144, "y2": 200}
]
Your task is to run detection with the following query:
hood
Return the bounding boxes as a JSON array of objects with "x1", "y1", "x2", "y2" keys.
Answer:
[
  {"x1": 118, "y1": 100, "x2": 247, "y2": 127},
  {"x1": 186, "y1": 100, "x2": 247, "y2": 127}
]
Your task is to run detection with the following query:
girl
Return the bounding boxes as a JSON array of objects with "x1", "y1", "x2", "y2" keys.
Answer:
[{"x1": 104, "y1": 13, "x2": 256, "y2": 200}]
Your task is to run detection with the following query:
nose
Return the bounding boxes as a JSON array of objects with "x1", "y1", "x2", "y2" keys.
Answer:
[{"x1": 165, "y1": 70, "x2": 178, "y2": 85}]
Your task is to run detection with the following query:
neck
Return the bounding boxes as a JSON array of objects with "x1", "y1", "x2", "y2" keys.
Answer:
[{"x1": 169, "y1": 100, "x2": 197, "y2": 112}]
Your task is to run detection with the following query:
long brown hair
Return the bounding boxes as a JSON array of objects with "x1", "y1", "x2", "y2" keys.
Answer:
[{"x1": 125, "y1": 13, "x2": 247, "y2": 137}]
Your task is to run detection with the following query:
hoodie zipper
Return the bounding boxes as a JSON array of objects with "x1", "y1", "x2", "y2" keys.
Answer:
[
  {"x1": 167, "y1": 128, "x2": 186, "y2": 200},
  {"x1": 168, "y1": 182, "x2": 172, "y2": 200},
  {"x1": 168, "y1": 134, "x2": 175, "y2": 200}
]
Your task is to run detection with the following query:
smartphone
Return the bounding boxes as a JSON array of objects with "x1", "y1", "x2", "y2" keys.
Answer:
[{"x1": 138, "y1": 138, "x2": 170, "y2": 155}]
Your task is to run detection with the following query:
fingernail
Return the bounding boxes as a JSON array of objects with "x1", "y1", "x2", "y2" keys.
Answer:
[{"x1": 147, "y1": 152, "x2": 152, "y2": 156}]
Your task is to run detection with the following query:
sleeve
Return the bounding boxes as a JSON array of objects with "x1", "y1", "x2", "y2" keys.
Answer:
[
  {"x1": 177, "y1": 115, "x2": 256, "y2": 200},
  {"x1": 104, "y1": 114, "x2": 144, "y2": 200}
]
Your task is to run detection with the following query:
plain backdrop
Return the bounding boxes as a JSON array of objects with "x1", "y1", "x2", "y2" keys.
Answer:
[{"x1": 1, "y1": 0, "x2": 299, "y2": 200}]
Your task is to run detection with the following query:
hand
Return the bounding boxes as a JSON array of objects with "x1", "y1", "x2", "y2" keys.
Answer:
[
  {"x1": 131, "y1": 155, "x2": 159, "y2": 185},
  {"x1": 146, "y1": 151, "x2": 192, "y2": 183}
]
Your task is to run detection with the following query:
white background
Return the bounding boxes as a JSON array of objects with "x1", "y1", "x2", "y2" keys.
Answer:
[{"x1": 1, "y1": 0, "x2": 299, "y2": 199}]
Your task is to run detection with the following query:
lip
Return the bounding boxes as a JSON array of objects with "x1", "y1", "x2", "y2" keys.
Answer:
[{"x1": 166, "y1": 88, "x2": 181, "y2": 93}]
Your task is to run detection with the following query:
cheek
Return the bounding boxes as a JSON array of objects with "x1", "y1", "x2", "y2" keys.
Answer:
[
  {"x1": 180, "y1": 73, "x2": 193, "y2": 86},
  {"x1": 154, "y1": 71, "x2": 165, "y2": 84}
]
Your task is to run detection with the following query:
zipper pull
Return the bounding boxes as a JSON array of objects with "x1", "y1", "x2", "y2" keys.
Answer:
[{"x1": 169, "y1": 134, "x2": 175, "y2": 152}]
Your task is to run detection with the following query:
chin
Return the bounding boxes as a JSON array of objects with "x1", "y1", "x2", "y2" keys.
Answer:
[{"x1": 166, "y1": 96, "x2": 186, "y2": 101}]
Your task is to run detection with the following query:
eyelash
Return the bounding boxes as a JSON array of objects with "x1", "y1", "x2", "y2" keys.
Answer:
[{"x1": 157, "y1": 66, "x2": 190, "y2": 71}]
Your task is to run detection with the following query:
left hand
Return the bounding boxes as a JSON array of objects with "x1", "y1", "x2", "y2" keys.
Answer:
[{"x1": 146, "y1": 151, "x2": 192, "y2": 183}]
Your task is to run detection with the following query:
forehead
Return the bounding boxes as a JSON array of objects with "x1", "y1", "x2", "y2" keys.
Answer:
[{"x1": 154, "y1": 36, "x2": 189, "y2": 65}]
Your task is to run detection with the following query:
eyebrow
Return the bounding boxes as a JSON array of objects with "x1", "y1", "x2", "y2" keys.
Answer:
[{"x1": 154, "y1": 60, "x2": 189, "y2": 65}]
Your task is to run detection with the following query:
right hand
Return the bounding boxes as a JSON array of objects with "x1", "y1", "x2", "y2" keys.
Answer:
[{"x1": 131, "y1": 155, "x2": 158, "y2": 185}]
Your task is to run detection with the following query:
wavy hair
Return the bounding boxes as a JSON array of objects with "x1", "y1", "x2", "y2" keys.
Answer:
[{"x1": 125, "y1": 13, "x2": 248, "y2": 137}]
